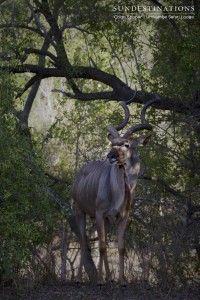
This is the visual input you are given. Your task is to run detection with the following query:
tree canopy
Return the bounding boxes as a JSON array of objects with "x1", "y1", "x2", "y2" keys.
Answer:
[{"x1": 1, "y1": 0, "x2": 200, "y2": 124}]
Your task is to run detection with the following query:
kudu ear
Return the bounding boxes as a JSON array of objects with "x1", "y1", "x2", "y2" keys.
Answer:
[
  {"x1": 130, "y1": 134, "x2": 152, "y2": 148},
  {"x1": 107, "y1": 133, "x2": 114, "y2": 143}
]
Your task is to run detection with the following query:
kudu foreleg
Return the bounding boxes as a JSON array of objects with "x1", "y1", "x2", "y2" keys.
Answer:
[
  {"x1": 117, "y1": 217, "x2": 129, "y2": 286},
  {"x1": 96, "y1": 213, "x2": 107, "y2": 285},
  {"x1": 104, "y1": 222, "x2": 112, "y2": 281},
  {"x1": 103, "y1": 250, "x2": 112, "y2": 281}
]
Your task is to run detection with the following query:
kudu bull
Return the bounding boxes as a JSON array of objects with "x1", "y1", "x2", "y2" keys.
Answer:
[{"x1": 72, "y1": 98, "x2": 156, "y2": 286}]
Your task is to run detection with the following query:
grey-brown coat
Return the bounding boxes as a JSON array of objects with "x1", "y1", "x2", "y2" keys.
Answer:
[{"x1": 72, "y1": 99, "x2": 156, "y2": 286}]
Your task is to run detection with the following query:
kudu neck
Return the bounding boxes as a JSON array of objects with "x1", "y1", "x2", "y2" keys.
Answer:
[{"x1": 124, "y1": 148, "x2": 140, "y2": 191}]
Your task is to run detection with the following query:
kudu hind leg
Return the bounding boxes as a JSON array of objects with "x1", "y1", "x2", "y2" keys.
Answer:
[{"x1": 75, "y1": 207, "x2": 87, "y2": 283}]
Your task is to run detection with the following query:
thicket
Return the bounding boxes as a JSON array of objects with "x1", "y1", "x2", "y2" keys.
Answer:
[{"x1": 0, "y1": 73, "x2": 57, "y2": 286}]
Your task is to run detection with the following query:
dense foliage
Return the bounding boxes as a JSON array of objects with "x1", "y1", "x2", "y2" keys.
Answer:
[{"x1": 0, "y1": 73, "x2": 57, "y2": 285}]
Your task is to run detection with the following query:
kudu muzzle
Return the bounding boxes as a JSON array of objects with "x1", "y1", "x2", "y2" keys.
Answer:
[
  {"x1": 107, "y1": 148, "x2": 119, "y2": 164},
  {"x1": 107, "y1": 145, "x2": 129, "y2": 166}
]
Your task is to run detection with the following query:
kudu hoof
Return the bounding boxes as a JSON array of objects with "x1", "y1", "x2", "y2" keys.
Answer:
[
  {"x1": 105, "y1": 275, "x2": 114, "y2": 283},
  {"x1": 76, "y1": 280, "x2": 82, "y2": 287},
  {"x1": 120, "y1": 283, "x2": 127, "y2": 290},
  {"x1": 97, "y1": 282, "x2": 104, "y2": 289},
  {"x1": 107, "y1": 279, "x2": 114, "y2": 283}
]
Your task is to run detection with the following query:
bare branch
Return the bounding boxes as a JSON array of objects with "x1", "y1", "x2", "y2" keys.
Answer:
[
  {"x1": 0, "y1": 23, "x2": 45, "y2": 36},
  {"x1": 52, "y1": 88, "x2": 115, "y2": 101},
  {"x1": 25, "y1": 0, "x2": 47, "y2": 37},
  {"x1": 18, "y1": 31, "x2": 54, "y2": 126},
  {"x1": 16, "y1": 75, "x2": 43, "y2": 99},
  {"x1": 104, "y1": 33, "x2": 129, "y2": 86},
  {"x1": 130, "y1": 40, "x2": 144, "y2": 91},
  {"x1": 25, "y1": 48, "x2": 57, "y2": 62},
  {"x1": 18, "y1": 81, "x2": 40, "y2": 126},
  {"x1": 1, "y1": 63, "x2": 194, "y2": 116},
  {"x1": 140, "y1": 175, "x2": 200, "y2": 219}
]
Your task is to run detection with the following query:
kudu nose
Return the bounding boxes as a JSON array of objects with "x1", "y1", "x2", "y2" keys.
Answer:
[{"x1": 107, "y1": 150, "x2": 118, "y2": 164}]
